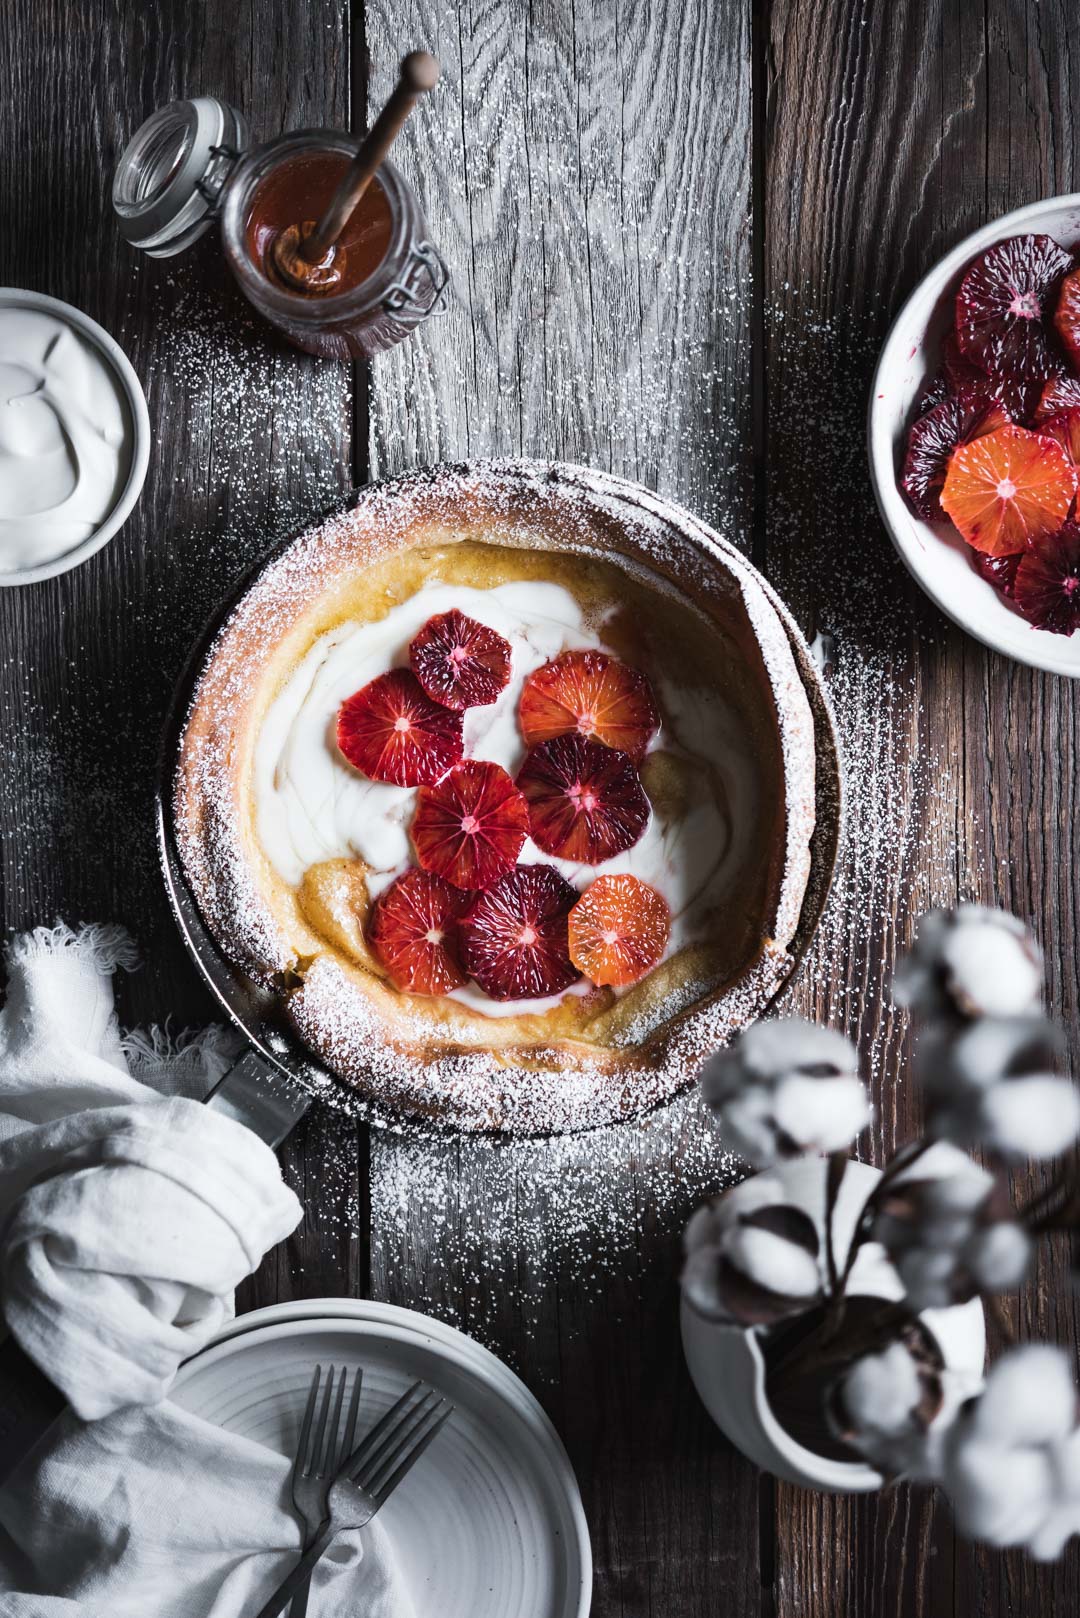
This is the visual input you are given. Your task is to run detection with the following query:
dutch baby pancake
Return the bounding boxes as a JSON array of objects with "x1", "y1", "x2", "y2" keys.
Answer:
[{"x1": 173, "y1": 461, "x2": 818, "y2": 1132}]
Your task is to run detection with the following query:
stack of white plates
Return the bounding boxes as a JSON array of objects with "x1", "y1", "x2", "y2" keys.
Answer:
[{"x1": 172, "y1": 1298, "x2": 591, "y2": 1617}]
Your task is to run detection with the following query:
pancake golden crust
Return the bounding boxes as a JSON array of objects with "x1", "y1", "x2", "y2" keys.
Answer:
[{"x1": 174, "y1": 461, "x2": 818, "y2": 1133}]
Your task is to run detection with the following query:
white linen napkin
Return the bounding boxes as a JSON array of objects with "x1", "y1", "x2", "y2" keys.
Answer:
[
  {"x1": 0, "y1": 923, "x2": 415, "y2": 1616},
  {"x1": 0, "y1": 1402, "x2": 415, "y2": 1617},
  {"x1": 0, "y1": 923, "x2": 301, "y2": 1419}
]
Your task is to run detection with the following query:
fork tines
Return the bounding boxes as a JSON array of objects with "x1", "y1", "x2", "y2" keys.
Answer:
[
  {"x1": 298, "y1": 1364, "x2": 364, "y2": 1479},
  {"x1": 346, "y1": 1380, "x2": 453, "y2": 1504}
]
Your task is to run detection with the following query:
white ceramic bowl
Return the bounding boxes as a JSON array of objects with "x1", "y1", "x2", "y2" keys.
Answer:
[
  {"x1": 0, "y1": 287, "x2": 150, "y2": 587},
  {"x1": 868, "y1": 194, "x2": 1080, "y2": 677}
]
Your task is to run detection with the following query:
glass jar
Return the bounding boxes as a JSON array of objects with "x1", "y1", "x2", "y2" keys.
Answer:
[{"x1": 112, "y1": 99, "x2": 449, "y2": 361}]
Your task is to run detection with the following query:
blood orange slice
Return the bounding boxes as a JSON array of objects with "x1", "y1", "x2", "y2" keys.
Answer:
[
  {"x1": 409, "y1": 609, "x2": 512, "y2": 711},
  {"x1": 411, "y1": 759, "x2": 529, "y2": 890},
  {"x1": 939, "y1": 424, "x2": 1076, "y2": 555},
  {"x1": 901, "y1": 390, "x2": 1010, "y2": 521},
  {"x1": 518, "y1": 649, "x2": 660, "y2": 761},
  {"x1": 458, "y1": 865, "x2": 580, "y2": 1000},
  {"x1": 567, "y1": 874, "x2": 671, "y2": 987},
  {"x1": 337, "y1": 669, "x2": 464, "y2": 786},
  {"x1": 1054, "y1": 265, "x2": 1080, "y2": 372},
  {"x1": 955, "y1": 235, "x2": 1072, "y2": 381},
  {"x1": 1013, "y1": 523, "x2": 1080, "y2": 636},
  {"x1": 1033, "y1": 374, "x2": 1080, "y2": 423},
  {"x1": 516, "y1": 735, "x2": 650, "y2": 863},
  {"x1": 367, "y1": 869, "x2": 470, "y2": 995}
]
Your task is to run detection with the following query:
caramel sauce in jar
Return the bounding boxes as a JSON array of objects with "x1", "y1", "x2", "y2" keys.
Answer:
[
  {"x1": 244, "y1": 151, "x2": 394, "y2": 298},
  {"x1": 221, "y1": 133, "x2": 448, "y2": 361},
  {"x1": 114, "y1": 106, "x2": 449, "y2": 362}
]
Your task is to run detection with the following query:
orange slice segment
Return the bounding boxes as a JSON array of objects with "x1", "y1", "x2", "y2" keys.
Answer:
[
  {"x1": 940, "y1": 424, "x2": 1076, "y2": 555},
  {"x1": 567, "y1": 873, "x2": 671, "y2": 988}
]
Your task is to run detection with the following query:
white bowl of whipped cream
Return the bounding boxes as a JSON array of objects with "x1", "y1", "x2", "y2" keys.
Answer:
[{"x1": 0, "y1": 288, "x2": 150, "y2": 585}]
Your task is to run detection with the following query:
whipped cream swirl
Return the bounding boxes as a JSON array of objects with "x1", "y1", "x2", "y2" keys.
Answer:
[
  {"x1": 0, "y1": 308, "x2": 130, "y2": 572},
  {"x1": 255, "y1": 578, "x2": 749, "y2": 1014}
]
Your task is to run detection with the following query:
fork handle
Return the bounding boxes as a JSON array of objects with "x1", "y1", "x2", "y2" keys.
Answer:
[
  {"x1": 286, "y1": 1574, "x2": 312, "y2": 1618},
  {"x1": 252, "y1": 1526, "x2": 337, "y2": 1618}
]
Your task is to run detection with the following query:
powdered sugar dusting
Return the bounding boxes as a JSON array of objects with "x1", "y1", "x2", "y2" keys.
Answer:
[
  {"x1": 173, "y1": 461, "x2": 826, "y2": 1134},
  {"x1": 367, "y1": 1083, "x2": 746, "y2": 1376},
  {"x1": 761, "y1": 290, "x2": 980, "y2": 1095},
  {"x1": 290, "y1": 941, "x2": 793, "y2": 1133}
]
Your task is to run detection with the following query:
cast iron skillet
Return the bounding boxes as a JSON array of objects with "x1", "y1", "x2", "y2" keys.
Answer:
[
  {"x1": 0, "y1": 476, "x2": 843, "y2": 1483},
  {"x1": 156, "y1": 471, "x2": 845, "y2": 1143}
]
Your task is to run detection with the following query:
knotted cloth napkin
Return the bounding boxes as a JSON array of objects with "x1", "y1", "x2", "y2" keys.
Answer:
[
  {"x1": 0, "y1": 923, "x2": 301, "y2": 1419},
  {"x1": 0, "y1": 924, "x2": 416, "y2": 1614}
]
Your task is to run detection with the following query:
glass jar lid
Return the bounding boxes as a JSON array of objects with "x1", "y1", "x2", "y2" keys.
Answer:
[{"x1": 112, "y1": 97, "x2": 249, "y2": 257}]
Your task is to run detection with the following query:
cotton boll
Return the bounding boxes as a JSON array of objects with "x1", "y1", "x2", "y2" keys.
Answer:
[
  {"x1": 939, "y1": 923, "x2": 1043, "y2": 1019},
  {"x1": 680, "y1": 1180, "x2": 822, "y2": 1327},
  {"x1": 945, "y1": 1349, "x2": 1080, "y2": 1558},
  {"x1": 895, "y1": 906, "x2": 1043, "y2": 1020},
  {"x1": 979, "y1": 1075, "x2": 1080, "y2": 1159},
  {"x1": 832, "y1": 1334, "x2": 946, "y2": 1481},
  {"x1": 737, "y1": 1018, "x2": 859, "y2": 1080},
  {"x1": 725, "y1": 1225, "x2": 820, "y2": 1300},
  {"x1": 947, "y1": 1436, "x2": 1055, "y2": 1544},
  {"x1": 773, "y1": 1073, "x2": 872, "y2": 1153},
  {"x1": 842, "y1": 1343, "x2": 922, "y2": 1434},
  {"x1": 716, "y1": 1089, "x2": 780, "y2": 1165},
  {"x1": 701, "y1": 1018, "x2": 867, "y2": 1166},
  {"x1": 975, "y1": 1345, "x2": 1077, "y2": 1447},
  {"x1": 966, "y1": 1221, "x2": 1031, "y2": 1292}
]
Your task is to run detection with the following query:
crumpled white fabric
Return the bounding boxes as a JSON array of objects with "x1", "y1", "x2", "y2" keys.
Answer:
[
  {"x1": 0, "y1": 923, "x2": 301, "y2": 1419},
  {"x1": 0, "y1": 923, "x2": 414, "y2": 1615},
  {"x1": 0, "y1": 1402, "x2": 414, "y2": 1617}
]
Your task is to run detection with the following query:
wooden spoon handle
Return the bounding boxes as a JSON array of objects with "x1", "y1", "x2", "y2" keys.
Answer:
[{"x1": 302, "y1": 51, "x2": 439, "y2": 262}]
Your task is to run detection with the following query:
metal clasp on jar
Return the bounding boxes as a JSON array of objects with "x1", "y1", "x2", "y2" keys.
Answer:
[
  {"x1": 195, "y1": 145, "x2": 244, "y2": 209},
  {"x1": 382, "y1": 241, "x2": 450, "y2": 317}
]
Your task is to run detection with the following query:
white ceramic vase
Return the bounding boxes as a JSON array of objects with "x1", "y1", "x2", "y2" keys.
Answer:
[{"x1": 680, "y1": 1153, "x2": 987, "y2": 1492}]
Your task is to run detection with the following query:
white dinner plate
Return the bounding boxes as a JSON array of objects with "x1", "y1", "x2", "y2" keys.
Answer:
[{"x1": 172, "y1": 1305, "x2": 591, "y2": 1618}]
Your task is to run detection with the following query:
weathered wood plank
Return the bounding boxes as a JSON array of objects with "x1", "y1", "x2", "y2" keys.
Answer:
[
  {"x1": 763, "y1": 1, "x2": 1080, "y2": 1613},
  {"x1": 0, "y1": 0, "x2": 361, "y2": 1310},
  {"x1": 362, "y1": 2, "x2": 760, "y2": 1613},
  {"x1": 365, "y1": 0, "x2": 754, "y2": 534}
]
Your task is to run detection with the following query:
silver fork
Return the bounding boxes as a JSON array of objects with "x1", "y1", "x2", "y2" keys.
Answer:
[
  {"x1": 287, "y1": 1365, "x2": 363, "y2": 1618},
  {"x1": 254, "y1": 1380, "x2": 452, "y2": 1618}
]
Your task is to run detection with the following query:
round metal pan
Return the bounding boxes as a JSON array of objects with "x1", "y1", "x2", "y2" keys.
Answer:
[{"x1": 156, "y1": 469, "x2": 843, "y2": 1139}]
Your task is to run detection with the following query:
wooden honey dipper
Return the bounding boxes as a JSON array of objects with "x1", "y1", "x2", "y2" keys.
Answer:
[{"x1": 271, "y1": 50, "x2": 440, "y2": 294}]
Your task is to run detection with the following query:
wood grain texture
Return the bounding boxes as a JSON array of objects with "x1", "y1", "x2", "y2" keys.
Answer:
[
  {"x1": 0, "y1": 0, "x2": 353, "y2": 1012},
  {"x1": 0, "y1": 0, "x2": 362, "y2": 1304},
  {"x1": 3, "y1": 1, "x2": 1080, "y2": 1614},
  {"x1": 762, "y1": 1, "x2": 1080, "y2": 1613},
  {"x1": 365, "y1": 0, "x2": 754, "y2": 533},
  {"x1": 361, "y1": 2, "x2": 761, "y2": 1614}
]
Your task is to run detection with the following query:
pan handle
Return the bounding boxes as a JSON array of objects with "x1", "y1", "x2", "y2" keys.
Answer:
[{"x1": 204, "y1": 1049, "x2": 312, "y2": 1146}]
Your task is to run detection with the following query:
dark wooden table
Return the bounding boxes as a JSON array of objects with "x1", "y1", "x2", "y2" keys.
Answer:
[{"x1": 3, "y1": 1, "x2": 1080, "y2": 1612}]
